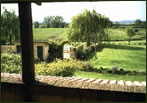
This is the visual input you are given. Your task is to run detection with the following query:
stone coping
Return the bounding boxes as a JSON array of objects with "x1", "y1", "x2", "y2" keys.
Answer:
[{"x1": 1, "y1": 73, "x2": 146, "y2": 94}]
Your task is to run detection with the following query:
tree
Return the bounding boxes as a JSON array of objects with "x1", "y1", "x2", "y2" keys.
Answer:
[
  {"x1": 140, "y1": 21, "x2": 146, "y2": 28},
  {"x1": 68, "y1": 9, "x2": 111, "y2": 59},
  {"x1": 135, "y1": 19, "x2": 142, "y2": 28},
  {"x1": 1, "y1": 7, "x2": 20, "y2": 45},
  {"x1": 43, "y1": 16, "x2": 54, "y2": 28},
  {"x1": 43, "y1": 16, "x2": 66, "y2": 28},
  {"x1": 115, "y1": 21, "x2": 120, "y2": 28},
  {"x1": 34, "y1": 21, "x2": 39, "y2": 28},
  {"x1": 126, "y1": 26, "x2": 135, "y2": 45}
]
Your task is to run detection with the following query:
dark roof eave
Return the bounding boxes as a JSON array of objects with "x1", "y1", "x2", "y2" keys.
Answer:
[{"x1": 1, "y1": 0, "x2": 111, "y2": 3}]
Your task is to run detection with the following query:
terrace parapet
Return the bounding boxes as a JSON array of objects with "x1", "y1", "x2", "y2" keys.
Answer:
[{"x1": 1, "y1": 73, "x2": 146, "y2": 94}]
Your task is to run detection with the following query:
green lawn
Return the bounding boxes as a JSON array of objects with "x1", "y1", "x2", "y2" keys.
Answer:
[
  {"x1": 74, "y1": 71, "x2": 146, "y2": 82},
  {"x1": 75, "y1": 44, "x2": 146, "y2": 82},
  {"x1": 88, "y1": 44, "x2": 146, "y2": 72}
]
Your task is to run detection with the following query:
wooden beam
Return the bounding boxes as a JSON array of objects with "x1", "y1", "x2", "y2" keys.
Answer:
[
  {"x1": 18, "y1": 2, "x2": 35, "y2": 84},
  {"x1": 34, "y1": 2, "x2": 42, "y2": 5},
  {"x1": 1, "y1": 0, "x2": 123, "y2": 3}
]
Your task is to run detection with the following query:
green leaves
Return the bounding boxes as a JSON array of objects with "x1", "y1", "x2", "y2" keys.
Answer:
[
  {"x1": 35, "y1": 59, "x2": 82, "y2": 77},
  {"x1": 1, "y1": 7, "x2": 20, "y2": 44},
  {"x1": 126, "y1": 26, "x2": 135, "y2": 37},
  {"x1": 1, "y1": 53, "x2": 22, "y2": 73},
  {"x1": 68, "y1": 9, "x2": 111, "y2": 43}
]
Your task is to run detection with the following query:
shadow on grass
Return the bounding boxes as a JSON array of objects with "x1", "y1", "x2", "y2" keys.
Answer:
[{"x1": 85, "y1": 44, "x2": 145, "y2": 60}]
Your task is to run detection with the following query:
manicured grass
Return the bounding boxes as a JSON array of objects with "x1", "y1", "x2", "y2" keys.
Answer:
[
  {"x1": 87, "y1": 44, "x2": 146, "y2": 72},
  {"x1": 74, "y1": 71, "x2": 146, "y2": 82},
  {"x1": 74, "y1": 43, "x2": 146, "y2": 82},
  {"x1": 88, "y1": 44, "x2": 146, "y2": 72}
]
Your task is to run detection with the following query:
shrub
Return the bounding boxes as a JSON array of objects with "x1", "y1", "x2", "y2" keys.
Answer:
[
  {"x1": 80, "y1": 61, "x2": 94, "y2": 72},
  {"x1": 35, "y1": 59, "x2": 82, "y2": 77},
  {"x1": 47, "y1": 40, "x2": 63, "y2": 62},
  {"x1": 1, "y1": 53, "x2": 22, "y2": 73}
]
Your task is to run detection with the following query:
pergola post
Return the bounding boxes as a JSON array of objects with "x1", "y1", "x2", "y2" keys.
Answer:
[{"x1": 18, "y1": 2, "x2": 35, "y2": 84}]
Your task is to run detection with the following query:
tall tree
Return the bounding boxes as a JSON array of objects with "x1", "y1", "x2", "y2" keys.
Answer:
[
  {"x1": 115, "y1": 21, "x2": 120, "y2": 28},
  {"x1": 135, "y1": 19, "x2": 142, "y2": 28},
  {"x1": 1, "y1": 7, "x2": 20, "y2": 44},
  {"x1": 43, "y1": 16, "x2": 66, "y2": 28},
  {"x1": 126, "y1": 26, "x2": 135, "y2": 45},
  {"x1": 34, "y1": 21, "x2": 40, "y2": 28},
  {"x1": 43, "y1": 16, "x2": 54, "y2": 28},
  {"x1": 68, "y1": 9, "x2": 111, "y2": 59}
]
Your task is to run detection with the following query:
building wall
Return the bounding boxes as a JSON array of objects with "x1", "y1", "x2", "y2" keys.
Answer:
[
  {"x1": 1, "y1": 45, "x2": 16, "y2": 53},
  {"x1": 15, "y1": 42, "x2": 49, "y2": 61},
  {"x1": 33, "y1": 43, "x2": 49, "y2": 61}
]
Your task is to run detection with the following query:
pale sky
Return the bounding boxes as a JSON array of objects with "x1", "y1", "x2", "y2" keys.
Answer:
[{"x1": 1, "y1": 1, "x2": 146, "y2": 23}]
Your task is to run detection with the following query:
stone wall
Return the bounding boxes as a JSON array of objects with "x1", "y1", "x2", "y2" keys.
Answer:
[
  {"x1": 1, "y1": 73, "x2": 146, "y2": 102},
  {"x1": 1, "y1": 45, "x2": 16, "y2": 53}
]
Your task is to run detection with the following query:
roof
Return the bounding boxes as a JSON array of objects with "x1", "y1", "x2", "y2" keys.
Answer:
[{"x1": 15, "y1": 41, "x2": 49, "y2": 44}]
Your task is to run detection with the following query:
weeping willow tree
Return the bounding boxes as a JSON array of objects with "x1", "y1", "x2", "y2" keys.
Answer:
[
  {"x1": 68, "y1": 9, "x2": 112, "y2": 59},
  {"x1": 1, "y1": 7, "x2": 20, "y2": 45}
]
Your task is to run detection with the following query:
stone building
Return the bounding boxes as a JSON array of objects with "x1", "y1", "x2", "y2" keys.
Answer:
[{"x1": 15, "y1": 41, "x2": 49, "y2": 61}]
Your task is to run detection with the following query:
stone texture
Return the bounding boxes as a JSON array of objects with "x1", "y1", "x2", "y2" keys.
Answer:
[{"x1": 1, "y1": 73, "x2": 146, "y2": 93}]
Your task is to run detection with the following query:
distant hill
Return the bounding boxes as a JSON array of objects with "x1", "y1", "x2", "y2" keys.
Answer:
[{"x1": 113, "y1": 20, "x2": 135, "y2": 24}]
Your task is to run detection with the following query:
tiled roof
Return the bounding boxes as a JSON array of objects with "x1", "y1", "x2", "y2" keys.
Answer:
[{"x1": 1, "y1": 73, "x2": 146, "y2": 93}]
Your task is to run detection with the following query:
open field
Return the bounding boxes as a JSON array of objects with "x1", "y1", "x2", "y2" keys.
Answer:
[
  {"x1": 33, "y1": 28, "x2": 146, "y2": 41},
  {"x1": 108, "y1": 28, "x2": 146, "y2": 41},
  {"x1": 33, "y1": 28, "x2": 67, "y2": 41}
]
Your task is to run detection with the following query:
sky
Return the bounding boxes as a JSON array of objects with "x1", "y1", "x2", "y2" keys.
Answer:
[{"x1": 1, "y1": 1, "x2": 146, "y2": 23}]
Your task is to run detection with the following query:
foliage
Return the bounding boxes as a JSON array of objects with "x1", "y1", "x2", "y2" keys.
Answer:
[
  {"x1": 1, "y1": 7, "x2": 20, "y2": 45},
  {"x1": 126, "y1": 26, "x2": 136, "y2": 44},
  {"x1": 114, "y1": 21, "x2": 120, "y2": 28},
  {"x1": 35, "y1": 59, "x2": 83, "y2": 77},
  {"x1": 1, "y1": 53, "x2": 22, "y2": 73},
  {"x1": 68, "y1": 9, "x2": 112, "y2": 58},
  {"x1": 135, "y1": 19, "x2": 142, "y2": 28},
  {"x1": 43, "y1": 16, "x2": 66, "y2": 28},
  {"x1": 34, "y1": 21, "x2": 40, "y2": 28},
  {"x1": 47, "y1": 40, "x2": 63, "y2": 62}
]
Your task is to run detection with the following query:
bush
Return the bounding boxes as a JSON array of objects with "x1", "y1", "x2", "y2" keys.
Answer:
[
  {"x1": 1, "y1": 53, "x2": 22, "y2": 73},
  {"x1": 80, "y1": 61, "x2": 94, "y2": 72},
  {"x1": 35, "y1": 59, "x2": 82, "y2": 77},
  {"x1": 47, "y1": 40, "x2": 63, "y2": 62}
]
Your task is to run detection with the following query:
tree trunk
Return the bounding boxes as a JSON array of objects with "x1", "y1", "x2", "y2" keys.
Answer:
[
  {"x1": 94, "y1": 42, "x2": 97, "y2": 59},
  {"x1": 10, "y1": 35, "x2": 12, "y2": 45},
  {"x1": 128, "y1": 37, "x2": 130, "y2": 45},
  {"x1": 8, "y1": 33, "x2": 12, "y2": 45}
]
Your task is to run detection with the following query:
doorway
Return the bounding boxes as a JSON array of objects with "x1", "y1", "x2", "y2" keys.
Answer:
[{"x1": 37, "y1": 46, "x2": 43, "y2": 61}]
